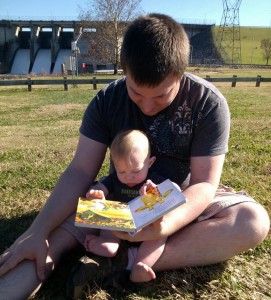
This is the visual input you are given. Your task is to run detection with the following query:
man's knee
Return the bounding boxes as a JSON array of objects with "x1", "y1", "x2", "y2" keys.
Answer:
[
  {"x1": 214, "y1": 201, "x2": 270, "y2": 249},
  {"x1": 236, "y1": 202, "x2": 270, "y2": 247}
]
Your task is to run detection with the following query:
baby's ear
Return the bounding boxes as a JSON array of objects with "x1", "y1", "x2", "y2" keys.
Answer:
[{"x1": 149, "y1": 156, "x2": 156, "y2": 167}]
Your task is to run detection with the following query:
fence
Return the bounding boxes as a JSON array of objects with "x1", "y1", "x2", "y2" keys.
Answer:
[
  {"x1": 205, "y1": 75, "x2": 271, "y2": 87},
  {"x1": 0, "y1": 75, "x2": 270, "y2": 91},
  {"x1": 0, "y1": 77, "x2": 108, "y2": 91}
]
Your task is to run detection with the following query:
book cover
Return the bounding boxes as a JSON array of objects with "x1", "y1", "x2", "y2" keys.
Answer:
[{"x1": 75, "y1": 179, "x2": 186, "y2": 233}]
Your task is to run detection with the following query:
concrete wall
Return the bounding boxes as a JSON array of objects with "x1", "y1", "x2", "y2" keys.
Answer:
[
  {"x1": 0, "y1": 20, "x2": 79, "y2": 74},
  {"x1": 0, "y1": 20, "x2": 214, "y2": 74}
]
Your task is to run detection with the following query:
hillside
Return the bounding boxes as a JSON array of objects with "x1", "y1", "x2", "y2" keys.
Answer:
[
  {"x1": 213, "y1": 26, "x2": 271, "y2": 65},
  {"x1": 191, "y1": 26, "x2": 271, "y2": 65},
  {"x1": 238, "y1": 27, "x2": 271, "y2": 65}
]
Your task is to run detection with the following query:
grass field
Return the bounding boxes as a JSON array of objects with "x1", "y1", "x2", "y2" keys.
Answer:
[{"x1": 0, "y1": 69, "x2": 270, "y2": 299}]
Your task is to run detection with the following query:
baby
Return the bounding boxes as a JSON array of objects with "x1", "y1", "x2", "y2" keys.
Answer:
[{"x1": 84, "y1": 129, "x2": 166, "y2": 282}]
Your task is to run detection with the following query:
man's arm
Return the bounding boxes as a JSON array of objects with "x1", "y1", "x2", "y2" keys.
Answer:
[
  {"x1": 162, "y1": 154, "x2": 225, "y2": 234},
  {"x1": 32, "y1": 134, "x2": 108, "y2": 233},
  {"x1": 0, "y1": 134, "x2": 107, "y2": 278},
  {"x1": 113, "y1": 154, "x2": 225, "y2": 241}
]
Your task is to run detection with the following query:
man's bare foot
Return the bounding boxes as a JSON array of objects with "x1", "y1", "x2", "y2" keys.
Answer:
[
  {"x1": 84, "y1": 235, "x2": 119, "y2": 257},
  {"x1": 130, "y1": 262, "x2": 156, "y2": 282}
]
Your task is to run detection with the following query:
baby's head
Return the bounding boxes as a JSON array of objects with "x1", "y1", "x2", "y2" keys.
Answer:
[{"x1": 110, "y1": 130, "x2": 156, "y2": 187}]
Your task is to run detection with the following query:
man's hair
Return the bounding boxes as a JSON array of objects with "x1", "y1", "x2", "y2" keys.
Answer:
[
  {"x1": 120, "y1": 13, "x2": 190, "y2": 87},
  {"x1": 110, "y1": 130, "x2": 151, "y2": 162}
]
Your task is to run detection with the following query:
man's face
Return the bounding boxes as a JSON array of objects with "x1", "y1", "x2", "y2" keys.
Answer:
[{"x1": 126, "y1": 72, "x2": 181, "y2": 116}]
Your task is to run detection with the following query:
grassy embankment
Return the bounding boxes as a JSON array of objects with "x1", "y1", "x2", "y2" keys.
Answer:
[{"x1": 212, "y1": 26, "x2": 271, "y2": 65}]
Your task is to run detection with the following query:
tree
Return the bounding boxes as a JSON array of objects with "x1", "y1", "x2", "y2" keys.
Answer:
[
  {"x1": 260, "y1": 38, "x2": 271, "y2": 65},
  {"x1": 78, "y1": 0, "x2": 143, "y2": 74}
]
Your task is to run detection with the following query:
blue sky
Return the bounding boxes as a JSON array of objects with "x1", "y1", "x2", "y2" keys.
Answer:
[{"x1": 0, "y1": 0, "x2": 270, "y2": 27}]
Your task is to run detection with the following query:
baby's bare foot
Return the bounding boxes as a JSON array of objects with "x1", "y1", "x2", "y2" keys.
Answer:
[{"x1": 130, "y1": 262, "x2": 156, "y2": 282}]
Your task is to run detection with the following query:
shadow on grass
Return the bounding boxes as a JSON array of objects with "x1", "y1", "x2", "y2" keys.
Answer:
[
  {"x1": 37, "y1": 256, "x2": 227, "y2": 300},
  {"x1": 0, "y1": 211, "x2": 38, "y2": 253},
  {"x1": 0, "y1": 214, "x2": 227, "y2": 299},
  {"x1": 0, "y1": 212, "x2": 84, "y2": 299},
  {"x1": 35, "y1": 248, "x2": 86, "y2": 300}
]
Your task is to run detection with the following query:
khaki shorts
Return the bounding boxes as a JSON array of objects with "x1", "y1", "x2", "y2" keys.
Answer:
[{"x1": 61, "y1": 185, "x2": 257, "y2": 245}]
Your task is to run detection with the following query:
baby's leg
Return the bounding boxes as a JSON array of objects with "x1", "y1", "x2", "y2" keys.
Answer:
[
  {"x1": 130, "y1": 238, "x2": 166, "y2": 282},
  {"x1": 84, "y1": 230, "x2": 120, "y2": 257}
]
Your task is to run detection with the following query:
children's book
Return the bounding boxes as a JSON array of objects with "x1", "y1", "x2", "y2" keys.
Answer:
[{"x1": 75, "y1": 179, "x2": 186, "y2": 234}]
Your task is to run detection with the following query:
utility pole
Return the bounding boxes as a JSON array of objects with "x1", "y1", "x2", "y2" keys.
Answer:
[{"x1": 215, "y1": 0, "x2": 242, "y2": 65}]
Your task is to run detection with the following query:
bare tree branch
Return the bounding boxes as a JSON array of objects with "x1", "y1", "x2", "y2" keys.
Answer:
[{"x1": 78, "y1": 0, "x2": 143, "y2": 73}]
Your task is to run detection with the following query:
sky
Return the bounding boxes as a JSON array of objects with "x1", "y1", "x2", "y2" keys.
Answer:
[{"x1": 0, "y1": 0, "x2": 270, "y2": 27}]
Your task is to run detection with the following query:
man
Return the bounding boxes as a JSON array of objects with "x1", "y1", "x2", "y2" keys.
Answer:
[{"x1": 0, "y1": 13, "x2": 269, "y2": 300}]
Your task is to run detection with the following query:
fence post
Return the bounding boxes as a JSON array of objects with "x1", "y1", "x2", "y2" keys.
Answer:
[
  {"x1": 27, "y1": 77, "x2": 32, "y2": 92},
  {"x1": 63, "y1": 76, "x2": 68, "y2": 91},
  {"x1": 93, "y1": 77, "x2": 97, "y2": 90},
  {"x1": 206, "y1": 75, "x2": 210, "y2": 81},
  {"x1": 231, "y1": 75, "x2": 237, "y2": 87},
  {"x1": 256, "y1": 75, "x2": 261, "y2": 87}
]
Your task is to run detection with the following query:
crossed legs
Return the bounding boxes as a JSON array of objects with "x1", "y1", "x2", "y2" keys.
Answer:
[{"x1": 0, "y1": 201, "x2": 269, "y2": 299}]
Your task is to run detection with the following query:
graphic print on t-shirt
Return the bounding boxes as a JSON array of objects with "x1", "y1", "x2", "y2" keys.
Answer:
[{"x1": 148, "y1": 100, "x2": 192, "y2": 159}]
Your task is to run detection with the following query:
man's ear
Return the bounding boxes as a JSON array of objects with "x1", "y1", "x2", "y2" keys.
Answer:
[{"x1": 148, "y1": 156, "x2": 156, "y2": 168}]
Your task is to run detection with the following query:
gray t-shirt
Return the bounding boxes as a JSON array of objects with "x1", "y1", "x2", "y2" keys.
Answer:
[{"x1": 80, "y1": 73, "x2": 230, "y2": 187}]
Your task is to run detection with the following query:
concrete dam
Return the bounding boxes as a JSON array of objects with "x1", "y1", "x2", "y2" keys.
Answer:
[
  {"x1": 0, "y1": 19, "x2": 216, "y2": 75},
  {"x1": 0, "y1": 20, "x2": 82, "y2": 75}
]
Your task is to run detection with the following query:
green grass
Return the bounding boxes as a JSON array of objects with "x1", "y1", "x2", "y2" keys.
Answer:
[
  {"x1": 213, "y1": 26, "x2": 271, "y2": 65},
  {"x1": 240, "y1": 27, "x2": 271, "y2": 65},
  {"x1": 0, "y1": 73, "x2": 270, "y2": 299}
]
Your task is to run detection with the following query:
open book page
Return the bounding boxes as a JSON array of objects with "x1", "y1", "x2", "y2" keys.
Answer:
[
  {"x1": 75, "y1": 180, "x2": 186, "y2": 233},
  {"x1": 75, "y1": 198, "x2": 136, "y2": 232},
  {"x1": 128, "y1": 179, "x2": 186, "y2": 230}
]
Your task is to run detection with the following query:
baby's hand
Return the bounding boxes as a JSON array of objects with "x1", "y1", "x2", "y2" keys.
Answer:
[
  {"x1": 139, "y1": 179, "x2": 157, "y2": 195},
  {"x1": 86, "y1": 189, "x2": 105, "y2": 200}
]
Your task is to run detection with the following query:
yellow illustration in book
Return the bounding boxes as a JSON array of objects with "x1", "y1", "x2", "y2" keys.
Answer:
[
  {"x1": 78, "y1": 199, "x2": 131, "y2": 220},
  {"x1": 135, "y1": 186, "x2": 173, "y2": 212}
]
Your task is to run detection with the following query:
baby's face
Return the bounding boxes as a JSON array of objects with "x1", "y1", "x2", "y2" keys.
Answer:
[{"x1": 114, "y1": 151, "x2": 150, "y2": 187}]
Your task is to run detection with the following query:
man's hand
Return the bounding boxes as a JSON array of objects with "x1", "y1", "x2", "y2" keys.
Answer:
[{"x1": 0, "y1": 229, "x2": 49, "y2": 280}]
